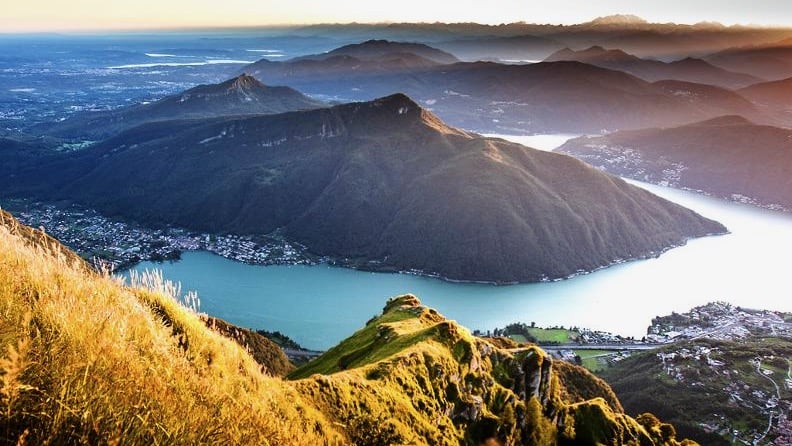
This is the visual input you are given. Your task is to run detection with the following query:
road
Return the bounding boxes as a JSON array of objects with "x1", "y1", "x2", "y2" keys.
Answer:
[
  {"x1": 753, "y1": 358, "x2": 781, "y2": 445},
  {"x1": 283, "y1": 348, "x2": 323, "y2": 359},
  {"x1": 511, "y1": 343, "x2": 664, "y2": 353}
]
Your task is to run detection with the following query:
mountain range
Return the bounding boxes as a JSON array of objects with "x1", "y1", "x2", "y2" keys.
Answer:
[
  {"x1": 33, "y1": 74, "x2": 325, "y2": 140},
  {"x1": 289, "y1": 18, "x2": 792, "y2": 61},
  {"x1": 292, "y1": 39, "x2": 460, "y2": 64},
  {"x1": 243, "y1": 41, "x2": 768, "y2": 133},
  {"x1": 4, "y1": 91, "x2": 725, "y2": 283},
  {"x1": 557, "y1": 115, "x2": 792, "y2": 211},
  {"x1": 545, "y1": 46, "x2": 761, "y2": 89},
  {"x1": 705, "y1": 41, "x2": 792, "y2": 80},
  {"x1": 739, "y1": 76, "x2": 792, "y2": 116}
]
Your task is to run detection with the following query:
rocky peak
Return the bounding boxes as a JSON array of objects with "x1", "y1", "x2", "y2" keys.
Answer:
[{"x1": 225, "y1": 73, "x2": 265, "y2": 92}]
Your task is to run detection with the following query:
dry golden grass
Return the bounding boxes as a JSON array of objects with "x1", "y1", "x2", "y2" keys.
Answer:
[{"x1": 0, "y1": 219, "x2": 343, "y2": 445}]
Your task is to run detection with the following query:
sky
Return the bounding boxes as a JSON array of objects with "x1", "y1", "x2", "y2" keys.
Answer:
[{"x1": 2, "y1": 0, "x2": 791, "y2": 32}]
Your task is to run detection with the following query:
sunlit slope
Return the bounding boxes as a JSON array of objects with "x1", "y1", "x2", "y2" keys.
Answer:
[
  {"x1": 0, "y1": 209, "x2": 340, "y2": 445},
  {"x1": 291, "y1": 294, "x2": 697, "y2": 445}
]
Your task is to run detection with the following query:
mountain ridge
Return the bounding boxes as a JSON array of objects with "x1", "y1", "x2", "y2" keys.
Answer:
[
  {"x1": 243, "y1": 52, "x2": 767, "y2": 133},
  {"x1": 293, "y1": 38, "x2": 460, "y2": 64},
  {"x1": 32, "y1": 74, "x2": 325, "y2": 140},
  {"x1": 557, "y1": 116, "x2": 792, "y2": 211},
  {"x1": 5, "y1": 94, "x2": 726, "y2": 283},
  {"x1": 545, "y1": 45, "x2": 762, "y2": 88}
]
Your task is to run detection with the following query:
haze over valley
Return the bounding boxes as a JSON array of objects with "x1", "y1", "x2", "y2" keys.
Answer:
[{"x1": 1, "y1": 6, "x2": 791, "y2": 445}]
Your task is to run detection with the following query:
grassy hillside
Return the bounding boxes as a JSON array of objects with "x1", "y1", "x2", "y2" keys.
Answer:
[
  {"x1": 290, "y1": 294, "x2": 694, "y2": 445},
  {"x1": 601, "y1": 338, "x2": 792, "y2": 445},
  {"x1": 0, "y1": 209, "x2": 696, "y2": 445},
  {"x1": 0, "y1": 209, "x2": 339, "y2": 445}
]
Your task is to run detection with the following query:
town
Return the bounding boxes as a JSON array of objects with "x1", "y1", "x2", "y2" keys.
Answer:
[
  {"x1": 2, "y1": 199, "x2": 318, "y2": 271},
  {"x1": 647, "y1": 301, "x2": 792, "y2": 342}
]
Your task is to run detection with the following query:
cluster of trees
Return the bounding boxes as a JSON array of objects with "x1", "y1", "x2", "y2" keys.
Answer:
[
  {"x1": 256, "y1": 329, "x2": 303, "y2": 350},
  {"x1": 475, "y1": 322, "x2": 540, "y2": 344}
]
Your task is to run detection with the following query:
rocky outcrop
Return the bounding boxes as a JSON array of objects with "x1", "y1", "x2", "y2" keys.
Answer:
[{"x1": 290, "y1": 294, "x2": 696, "y2": 445}]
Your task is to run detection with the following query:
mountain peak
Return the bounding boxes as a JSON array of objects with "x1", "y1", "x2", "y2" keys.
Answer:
[
  {"x1": 360, "y1": 39, "x2": 391, "y2": 45},
  {"x1": 361, "y1": 93, "x2": 464, "y2": 135},
  {"x1": 587, "y1": 14, "x2": 648, "y2": 26},
  {"x1": 371, "y1": 92, "x2": 419, "y2": 111},
  {"x1": 224, "y1": 73, "x2": 265, "y2": 91}
]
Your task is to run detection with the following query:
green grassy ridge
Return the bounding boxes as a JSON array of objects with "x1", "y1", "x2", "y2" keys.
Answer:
[{"x1": 291, "y1": 294, "x2": 696, "y2": 445}]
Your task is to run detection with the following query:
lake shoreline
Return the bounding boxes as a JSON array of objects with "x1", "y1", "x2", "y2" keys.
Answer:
[{"x1": 116, "y1": 224, "x2": 730, "y2": 287}]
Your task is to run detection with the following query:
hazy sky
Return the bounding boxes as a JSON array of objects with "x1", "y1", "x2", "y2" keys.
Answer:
[{"x1": 2, "y1": 0, "x2": 791, "y2": 32}]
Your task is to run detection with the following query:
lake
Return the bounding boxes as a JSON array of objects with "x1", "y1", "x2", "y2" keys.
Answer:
[{"x1": 125, "y1": 134, "x2": 792, "y2": 350}]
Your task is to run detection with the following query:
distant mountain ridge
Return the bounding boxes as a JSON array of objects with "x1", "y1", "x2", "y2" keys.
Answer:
[
  {"x1": 586, "y1": 14, "x2": 649, "y2": 26},
  {"x1": 243, "y1": 46, "x2": 767, "y2": 133},
  {"x1": 739, "y1": 76, "x2": 792, "y2": 114},
  {"x1": 545, "y1": 46, "x2": 761, "y2": 88},
  {"x1": 33, "y1": 74, "x2": 325, "y2": 140},
  {"x1": 293, "y1": 39, "x2": 460, "y2": 64},
  {"x1": 289, "y1": 21, "x2": 792, "y2": 60},
  {"x1": 558, "y1": 116, "x2": 792, "y2": 211},
  {"x1": 705, "y1": 42, "x2": 792, "y2": 80}
]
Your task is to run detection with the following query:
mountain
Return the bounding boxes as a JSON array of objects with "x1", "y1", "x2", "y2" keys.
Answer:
[
  {"x1": 244, "y1": 52, "x2": 765, "y2": 133},
  {"x1": 651, "y1": 80, "x2": 763, "y2": 121},
  {"x1": 0, "y1": 210, "x2": 696, "y2": 445},
  {"x1": 294, "y1": 38, "x2": 460, "y2": 64},
  {"x1": 0, "y1": 134, "x2": 56, "y2": 170},
  {"x1": 287, "y1": 21, "x2": 792, "y2": 60},
  {"x1": 545, "y1": 46, "x2": 642, "y2": 64},
  {"x1": 558, "y1": 116, "x2": 792, "y2": 211},
  {"x1": 706, "y1": 43, "x2": 792, "y2": 80},
  {"x1": 739, "y1": 77, "x2": 792, "y2": 116},
  {"x1": 33, "y1": 74, "x2": 325, "y2": 140},
  {"x1": 545, "y1": 46, "x2": 761, "y2": 89},
  {"x1": 434, "y1": 34, "x2": 564, "y2": 62},
  {"x1": 585, "y1": 14, "x2": 649, "y2": 27},
  {"x1": 601, "y1": 303, "x2": 792, "y2": 445},
  {"x1": 244, "y1": 40, "x2": 461, "y2": 83},
  {"x1": 5, "y1": 94, "x2": 725, "y2": 283}
]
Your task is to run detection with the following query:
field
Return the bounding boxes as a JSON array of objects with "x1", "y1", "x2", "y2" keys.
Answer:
[
  {"x1": 508, "y1": 328, "x2": 577, "y2": 344},
  {"x1": 573, "y1": 350, "x2": 619, "y2": 372}
]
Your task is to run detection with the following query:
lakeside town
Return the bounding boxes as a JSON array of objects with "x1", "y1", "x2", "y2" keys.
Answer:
[
  {"x1": 647, "y1": 301, "x2": 792, "y2": 341},
  {"x1": 485, "y1": 302, "x2": 792, "y2": 368},
  {"x1": 2, "y1": 199, "x2": 318, "y2": 270}
]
